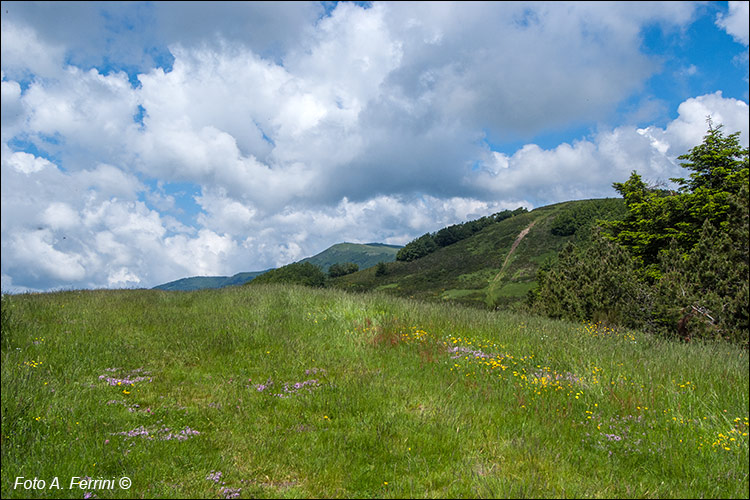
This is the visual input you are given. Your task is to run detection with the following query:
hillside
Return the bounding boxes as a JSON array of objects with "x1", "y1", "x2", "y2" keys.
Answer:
[
  {"x1": 299, "y1": 242, "x2": 401, "y2": 272},
  {"x1": 152, "y1": 271, "x2": 269, "y2": 291},
  {"x1": 153, "y1": 243, "x2": 401, "y2": 291},
  {"x1": 2, "y1": 286, "x2": 747, "y2": 498},
  {"x1": 330, "y1": 198, "x2": 626, "y2": 309}
]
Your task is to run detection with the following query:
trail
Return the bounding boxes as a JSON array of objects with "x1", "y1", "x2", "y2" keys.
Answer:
[
  {"x1": 499, "y1": 219, "x2": 537, "y2": 275},
  {"x1": 486, "y1": 218, "x2": 539, "y2": 295}
]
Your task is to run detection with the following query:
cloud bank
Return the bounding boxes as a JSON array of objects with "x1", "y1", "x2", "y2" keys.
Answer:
[{"x1": 1, "y1": 1, "x2": 748, "y2": 291}]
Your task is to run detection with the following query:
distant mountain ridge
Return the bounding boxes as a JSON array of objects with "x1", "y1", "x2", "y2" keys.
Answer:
[
  {"x1": 152, "y1": 271, "x2": 270, "y2": 291},
  {"x1": 152, "y1": 242, "x2": 401, "y2": 291},
  {"x1": 299, "y1": 242, "x2": 401, "y2": 272}
]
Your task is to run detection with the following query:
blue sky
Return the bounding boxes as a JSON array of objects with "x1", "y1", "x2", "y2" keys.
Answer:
[{"x1": 1, "y1": 1, "x2": 748, "y2": 292}]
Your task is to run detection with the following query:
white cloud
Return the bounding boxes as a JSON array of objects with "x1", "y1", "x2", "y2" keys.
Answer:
[
  {"x1": 21, "y1": 67, "x2": 141, "y2": 168},
  {"x1": 41, "y1": 202, "x2": 80, "y2": 230},
  {"x1": 1, "y1": 74, "x2": 24, "y2": 136},
  {"x1": 7, "y1": 151, "x2": 54, "y2": 174},
  {"x1": 1, "y1": 2, "x2": 747, "y2": 292},
  {"x1": 9, "y1": 229, "x2": 87, "y2": 283},
  {"x1": 108, "y1": 267, "x2": 142, "y2": 288},
  {"x1": 163, "y1": 229, "x2": 238, "y2": 277},
  {"x1": 471, "y1": 92, "x2": 749, "y2": 205},
  {"x1": 376, "y1": 1, "x2": 697, "y2": 137},
  {"x1": 0, "y1": 20, "x2": 65, "y2": 80},
  {"x1": 716, "y1": 1, "x2": 750, "y2": 46},
  {"x1": 662, "y1": 92, "x2": 750, "y2": 153}
]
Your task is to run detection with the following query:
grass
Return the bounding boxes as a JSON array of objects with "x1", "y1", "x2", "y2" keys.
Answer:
[
  {"x1": 330, "y1": 198, "x2": 622, "y2": 309},
  {"x1": 1, "y1": 285, "x2": 748, "y2": 498}
]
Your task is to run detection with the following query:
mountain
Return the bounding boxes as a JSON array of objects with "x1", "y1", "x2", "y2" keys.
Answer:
[
  {"x1": 299, "y1": 242, "x2": 402, "y2": 272},
  {"x1": 152, "y1": 271, "x2": 270, "y2": 291},
  {"x1": 329, "y1": 198, "x2": 626, "y2": 310},
  {"x1": 152, "y1": 242, "x2": 402, "y2": 291}
]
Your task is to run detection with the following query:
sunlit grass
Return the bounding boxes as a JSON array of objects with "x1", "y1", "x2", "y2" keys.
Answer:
[{"x1": 1, "y1": 286, "x2": 747, "y2": 498}]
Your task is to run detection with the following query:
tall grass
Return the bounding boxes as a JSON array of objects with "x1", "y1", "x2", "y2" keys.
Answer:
[{"x1": 1, "y1": 286, "x2": 747, "y2": 498}]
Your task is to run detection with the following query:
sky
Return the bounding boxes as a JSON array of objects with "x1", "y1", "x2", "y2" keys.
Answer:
[{"x1": 1, "y1": 1, "x2": 749, "y2": 293}]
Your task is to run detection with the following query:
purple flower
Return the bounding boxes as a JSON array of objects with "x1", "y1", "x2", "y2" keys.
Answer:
[
  {"x1": 220, "y1": 487, "x2": 242, "y2": 499},
  {"x1": 206, "y1": 471, "x2": 223, "y2": 483}
]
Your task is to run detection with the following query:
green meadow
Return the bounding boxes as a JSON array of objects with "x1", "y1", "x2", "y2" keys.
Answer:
[{"x1": 1, "y1": 285, "x2": 748, "y2": 498}]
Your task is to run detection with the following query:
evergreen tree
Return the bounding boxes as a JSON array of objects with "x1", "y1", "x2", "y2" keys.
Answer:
[
  {"x1": 531, "y1": 235, "x2": 647, "y2": 327},
  {"x1": 532, "y1": 122, "x2": 748, "y2": 344},
  {"x1": 375, "y1": 262, "x2": 388, "y2": 277},
  {"x1": 605, "y1": 122, "x2": 748, "y2": 273}
]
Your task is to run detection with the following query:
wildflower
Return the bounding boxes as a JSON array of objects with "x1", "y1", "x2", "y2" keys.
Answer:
[
  {"x1": 206, "y1": 471, "x2": 223, "y2": 483},
  {"x1": 220, "y1": 487, "x2": 242, "y2": 499}
]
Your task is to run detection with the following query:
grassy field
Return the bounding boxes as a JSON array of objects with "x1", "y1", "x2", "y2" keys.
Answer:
[{"x1": 1, "y1": 285, "x2": 748, "y2": 498}]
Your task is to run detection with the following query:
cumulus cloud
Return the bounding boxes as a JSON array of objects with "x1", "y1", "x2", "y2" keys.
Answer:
[
  {"x1": 716, "y1": 1, "x2": 750, "y2": 46},
  {"x1": 1, "y1": 1, "x2": 324, "y2": 76},
  {"x1": 1, "y1": 1, "x2": 747, "y2": 292},
  {"x1": 471, "y1": 92, "x2": 749, "y2": 205},
  {"x1": 659, "y1": 92, "x2": 750, "y2": 152},
  {"x1": 1, "y1": 74, "x2": 24, "y2": 136},
  {"x1": 0, "y1": 20, "x2": 65, "y2": 80}
]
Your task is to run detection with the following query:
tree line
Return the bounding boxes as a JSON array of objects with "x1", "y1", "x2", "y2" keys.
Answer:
[{"x1": 396, "y1": 207, "x2": 528, "y2": 262}]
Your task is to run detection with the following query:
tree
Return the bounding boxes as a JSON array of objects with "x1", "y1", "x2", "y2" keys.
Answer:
[
  {"x1": 375, "y1": 262, "x2": 388, "y2": 277},
  {"x1": 672, "y1": 120, "x2": 748, "y2": 195},
  {"x1": 530, "y1": 235, "x2": 647, "y2": 327},
  {"x1": 396, "y1": 233, "x2": 437, "y2": 261},
  {"x1": 328, "y1": 262, "x2": 359, "y2": 278},
  {"x1": 653, "y1": 183, "x2": 749, "y2": 344},
  {"x1": 533, "y1": 122, "x2": 748, "y2": 343},
  {"x1": 604, "y1": 121, "x2": 749, "y2": 276}
]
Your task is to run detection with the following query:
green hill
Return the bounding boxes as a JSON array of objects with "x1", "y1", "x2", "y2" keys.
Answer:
[
  {"x1": 330, "y1": 198, "x2": 626, "y2": 309},
  {"x1": 153, "y1": 243, "x2": 401, "y2": 291},
  {"x1": 300, "y1": 242, "x2": 401, "y2": 272},
  {"x1": 152, "y1": 271, "x2": 270, "y2": 291}
]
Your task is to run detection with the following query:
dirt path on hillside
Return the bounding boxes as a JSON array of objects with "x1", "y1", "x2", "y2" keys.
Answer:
[{"x1": 490, "y1": 219, "x2": 538, "y2": 285}]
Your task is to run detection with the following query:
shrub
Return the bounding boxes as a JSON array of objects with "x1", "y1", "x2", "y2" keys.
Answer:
[
  {"x1": 249, "y1": 262, "x2": 327, "y2": 288},
  {"x1": 328, "y1": 262, "x2": 359, "y2": 278},
  {"x1": 530, "y1": 235, "x2": 648, "y2": 328},
  {"x1": 375, "y1": 262, "x2": 388, "y2": 277}
]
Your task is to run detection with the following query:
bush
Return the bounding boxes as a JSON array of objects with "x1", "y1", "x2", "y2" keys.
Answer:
[
  {"x1": 530, "y1": 235, "x2": 648, "y2": 328},
  {"x1": 328, "y1": 262, "x2": 359, "y2": 278},
  {"x1": 249, "y1": 262, "x2": 327, "y2": 288},
  {"x1": 396, "y1": 233, "x2": 437, "y2": 262},
  {"x1": 375, "y1": 262, "x2": 388, "y2": 277}
]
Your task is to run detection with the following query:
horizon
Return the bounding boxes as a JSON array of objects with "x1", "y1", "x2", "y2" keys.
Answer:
[{"x1": 2, "y1": 1, "x2": 749, "y2": 293}]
